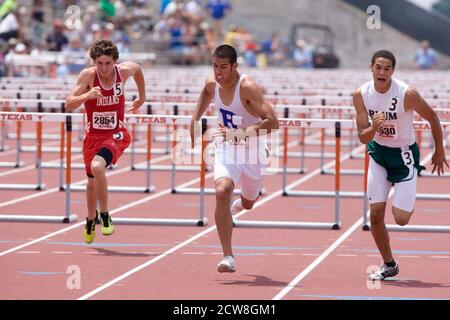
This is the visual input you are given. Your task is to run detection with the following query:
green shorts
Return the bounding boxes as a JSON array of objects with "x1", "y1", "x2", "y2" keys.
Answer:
[{"x1": 367, "y1": 140, "x2": 425, "y2": 183}]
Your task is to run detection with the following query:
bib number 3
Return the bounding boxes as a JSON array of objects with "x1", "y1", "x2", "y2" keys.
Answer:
[{"x1": 401, "y1": 150, "x2": 413, "y2": 166}]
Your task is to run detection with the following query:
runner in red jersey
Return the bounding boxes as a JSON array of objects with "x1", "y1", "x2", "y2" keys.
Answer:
[{"x1": 66, "y1": 40, "x2": 146, "y2": 244}]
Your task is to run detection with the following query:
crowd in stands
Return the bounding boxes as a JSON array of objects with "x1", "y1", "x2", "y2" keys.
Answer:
[{"x1": 0, "y1": 0, "x2": 441, "y2": 77}]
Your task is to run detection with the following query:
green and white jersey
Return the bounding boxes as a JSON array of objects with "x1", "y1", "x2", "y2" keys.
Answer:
[{"x1": 361, "y1": 78, "x2": 414, "y2": 148}]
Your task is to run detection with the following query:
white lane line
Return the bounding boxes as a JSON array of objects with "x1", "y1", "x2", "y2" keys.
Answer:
[
  {"x1": 0, "y1": 152, "x2": 171, "y2": 209},
  {"x1": 272, "y1": 147, "x2": 437, "y2": 301},
  {"x1": 1, "y1": 135, "x2": 308, "y2": 254},
  {"x1": 77, "y1": 144, "x2": 366, "y2": 300},
  {"x1": 182, "y1": 252, "x2": 205, "y2": 255},
  {"x1": 0, "y1": 153, "x2": 179, "y2": 257},
  {"x1": 17, "y1": 251, "x2": 41, "y2": 254},
  {"x1": 0, "y1": 169, "x2": 210, "y2": 258},
  {"x1": 273, "y1": 217, "x2": 364, "y2": 300},
  {"x1": 430, "y1": 256, "x2": 450, "y2": 259},
  {"x1": 336, "y1": 254, "x2": 358, "y2": 257},
  {"x1": 51, "y1": 251, "x2": 72, "y2": 254}
]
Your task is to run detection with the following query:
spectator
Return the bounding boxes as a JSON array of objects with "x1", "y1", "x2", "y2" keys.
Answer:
[
  {"x1": 414, "y1": 40, "x2": 437, "y2": 70},
  {"x1": 293, "y1": 39, "x2": 313, "y2": 69},
  {"x1": 0, "y1": 0, "x2": 17, "y2": 20},
  {"x1": 46, "y1": 19, "x2": 69, "y2": 51},
  {"x1": 205, "y1": 0, "x2": 231, "y2": 40},
  {"x1": 160, "y1": 0, "x2": 172, "y2": 15},
  {"x1": 4, "y1": 41, "x2": 28, "y2": 77},
  {"x1": 0, "y1": 40, "x2": 8, "y2": 77},
  {"x1": 99, "y1": 0, "x2": 116, "y2": 22},
  {"x1": 30, "y1": 0, "x2": 45, "y2": 47},
  {"x1": 62, "y1": 36, "x2": 86, "y2": 74},
  {"x1": 0, "y1": 10, "x2": 22, "y2": 42}
]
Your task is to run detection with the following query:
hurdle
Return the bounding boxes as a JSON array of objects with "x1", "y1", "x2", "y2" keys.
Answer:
[
  {"x1": 0, "y1": 96, "x2": 26, "y2": 168},
  {"x1": 66, "y1": 116, "x2": 156, "y2": 194},
  {"x1": 357, "y1": 124, "x2": 450, "y2": 232},
  {"x1": 0, "y1": 112, "x2": 77, "y2": 223},
  {"x1": 233, "y1": 118, "x2": 362, "y2": 230},
  {"x1": 171, "y1": 118, "x2": 266, "y2": 196},
  {"x1": 0, "y1": 103, "x2": 47, "y2": 190},
  {"x1": 101, "y1": 115, "x2": 210, "y2": 227}
]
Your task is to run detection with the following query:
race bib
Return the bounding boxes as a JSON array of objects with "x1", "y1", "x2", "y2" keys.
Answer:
[
  {"x1": 377, "y1": 123, "x2": 398, "y2": 139},
  {"x1": 401, "y1": 150, "x2": 414, "y2": 166},
  {"x1": 93, "y1": 111, "x2": 117, "y2": 130},
  {"x1": 114, "y1": 82, "x2": 123, "y2": 96}
]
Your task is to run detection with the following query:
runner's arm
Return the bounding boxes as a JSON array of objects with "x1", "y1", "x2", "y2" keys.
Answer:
[
  {"x1": 241, "y1": 78, "x2": 279, "y2": 136},
  {"x1": 65, "y1": 69, "x2": 99, "y2": 112},
  {"x1": 190, "y1": 79, "x2": 214, "y2": 148},
  {"x1": 353, "y1": 88, "x2": 384, "y2": 144},
  {"x1": 121, "y1": 61, "x2": 146, "y2": 112},
  {"x1": 406, "y1": 87, "x2": 448, "y2": 174}
]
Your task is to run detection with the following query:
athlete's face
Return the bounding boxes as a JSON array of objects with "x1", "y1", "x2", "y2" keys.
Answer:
[
  {"x1": 94, "y1": 55, "x2": 116, "y2": 79},
  {"x1": 371, "y1": 57, "x2": 395, "y2": 88},
  {"x1": 212, "y1": 57, "x2": 237, "y2": 84}
]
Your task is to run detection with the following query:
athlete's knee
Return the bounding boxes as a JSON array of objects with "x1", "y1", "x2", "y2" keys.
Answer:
[
  {"x1": 370, "y1": 205, "x2": 386, "y2": 225},
  {"x1": 242, "y1": 202, "x2": 254, "y2": 210},
  {"x1": 90, "y1": 159, "x2": 106, "y2": 176},
  {"x1": 86, "y1": 179, "x2": 95, "y2": 192},
  {"x1": 394, "y1": 216, "x2": 410, "y2": 226},
  {"x1": 215, "y1": 181, "x2": 234, "y2": 202},
  {"x1": 241, "y1": 196, "x2": 257, "y2": 210},
  {"x1": 393, "y1": 208, "x2": 412, "y2": 226}
]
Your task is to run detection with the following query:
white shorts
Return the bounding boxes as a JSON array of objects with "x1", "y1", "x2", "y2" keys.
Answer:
[
  {"x1": 367, "y1": 157, "x2": 417, "y2": 212},
  {"x1": 213, "y1": 141, "x2": 266, "y2": 201}
]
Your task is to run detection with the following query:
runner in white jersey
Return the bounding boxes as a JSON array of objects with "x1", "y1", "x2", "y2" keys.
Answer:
[
  {"x1": 353, "y1": 50, "x2": 448, "y2": 281},
  {"x1": 190, "y1": 44, "x2": 279, "y2": 273}
]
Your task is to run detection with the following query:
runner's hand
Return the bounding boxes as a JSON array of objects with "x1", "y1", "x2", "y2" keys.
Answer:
[
  {"x1": 431, "y1": 148, "x2": 449, "y2": 176},
  {"x1": 371, "y1": 112, "x2": 385, "y2": 130},
  {"x1": 127, "y1": 98, "x2": 144, "y2": 113},
  {"x1": 86, "y1": 86, "x2": 102, "y2": 100}
]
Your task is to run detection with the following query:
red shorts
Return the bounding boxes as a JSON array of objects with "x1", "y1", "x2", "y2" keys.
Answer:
[{"x1": 83, "y1": 128, "x2": 131, "y2": 178}]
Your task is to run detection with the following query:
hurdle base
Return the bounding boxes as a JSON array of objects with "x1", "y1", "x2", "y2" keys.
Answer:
[
  {"x1": 0, "y1": 161, "x2": 25, "y2": 168},
  {"x1": 273, "y1": 151, "x2": 335, "y2": 159},
  {"x1": 0, "y1": 183, "x2": 46, "y2": 190},
  {"x1": 112, "y1": 217, "x2": 208, "y2": 227},
  {"x1": 416, "y1": 193, "x2": 450, "y2": 200},
  {"x1": 267, "y1": 167, "x2": 307, "y2": 174},
  {"x1": 322, "y1": 169, "x2": 365, "y2": 176},
  {"x1": 0, "y1": 214, "x2": 78, "y2": 223},
  {"x1": 132, "y1": 164, "x2": 206, "y2": 172},
  {"x1": 283, "y1": 190, "x2": 364, "y2": 198},
  {"x1": 361, "y1": 223, "x2": 450, "y2": 233},
  {"x1": 64, "y1": 185, "x2": 156, "y2": 193},
  {"x1": 41, "y1": 162, "x2": 86, "y2": 169},
  {"x1": 172, "y1": 187, "x2": 266, "y2": 196},
  {"x1": 233, "y1": 219, "x2": 341, "y2": 230}
]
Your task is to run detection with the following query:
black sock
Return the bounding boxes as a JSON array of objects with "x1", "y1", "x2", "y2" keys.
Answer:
[
  {"x1": 100, "y1": 212, "x2": 110, "y2": 226},
  {"x1": 385, "y1": 260, "x2": 396, "y2": 267}
]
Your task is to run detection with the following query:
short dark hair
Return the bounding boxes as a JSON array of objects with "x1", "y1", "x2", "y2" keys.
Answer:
[
  {"x1": 371, "y1": 50, "x2": 396, "y2": 68},
  {"x1": 213, "y1": 44, "x2": 237, "y2": 64},
  {"x1": 89, "y1": 40, "x2": 119, "y2": 61}
]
